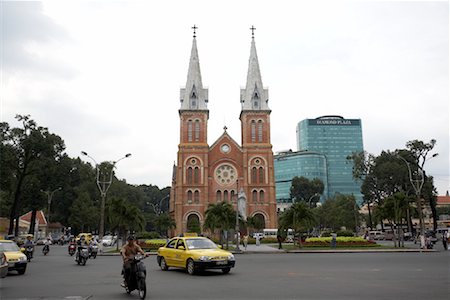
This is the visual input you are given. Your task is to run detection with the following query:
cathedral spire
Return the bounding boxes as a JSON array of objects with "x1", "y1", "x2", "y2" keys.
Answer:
[
  {"x1": 180, "y1": 26, "x2": 208, "y2": 111},
  {"x1": 240, "y1": 26, "x2": 269, "y2": 111}
]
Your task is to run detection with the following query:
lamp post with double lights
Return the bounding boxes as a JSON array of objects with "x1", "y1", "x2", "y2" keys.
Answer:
[
  {"x1": 42, "y1": 187, "x2": 62, "y2": 237},
  {"x1": 307, "y1": 193, "x2": 320, "y2": 208},
  {"x1": 81, "y1": 151, "x2": 131, "y2": 239},
  {"x1": 397, "y1": 153, "x2": 438, "y2": 244}
]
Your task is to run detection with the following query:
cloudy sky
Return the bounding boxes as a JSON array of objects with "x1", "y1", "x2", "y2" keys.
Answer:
[{"x1": 2, "y1": 0, "x2": 449, "y2": 195}]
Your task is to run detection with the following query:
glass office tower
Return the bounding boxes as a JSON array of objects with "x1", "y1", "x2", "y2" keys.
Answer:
[
  {"x1": 274, "y1": 150, "x2": 328, "y2": 212},
  {"x1": 296, "y1": 116, "x2": 364, "y2": 204}
]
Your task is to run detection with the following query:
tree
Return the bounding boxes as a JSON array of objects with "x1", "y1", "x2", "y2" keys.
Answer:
[
  {"x1": 315, "y1": 194, "x2": 361, "y2": 233},
  {"x1": 347, "y1": 151, "x2": 375, "y2": 228},
  {"x1": 203, "y1": 202, "x2": 235, "y2": 248},
  {"x1": 1, "y1": 115, "x2": 65, "y2": 236},
  {"x1": 68, "y1": 190, "x2": 97, "y2": 233},
  {"x1": 154, "y1": 212, "x2": 176, "y2": 237},
  {"x1": 279, "y1": 202, "x2": 315, "y2": 247},
  {"x1": 290, "y1": 176, "x2": 324, "y2": 207},
  {"x1": 107, "y1": 198, "x2": 145, "y2": 245}
]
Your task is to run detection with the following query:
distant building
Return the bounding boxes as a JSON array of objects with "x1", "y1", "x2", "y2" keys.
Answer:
[
  {"x1": 274, "y1": 150, "x2": 328, "y2": 212},
  {"x1": 296, "y1": 115, "x2": 364, "y2": 204}
]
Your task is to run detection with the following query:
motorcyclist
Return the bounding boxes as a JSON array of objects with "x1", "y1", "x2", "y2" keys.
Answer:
[
  {"x1": 120, "y1": 235, "x2": 146, "y2": 287},
  {"x1": 24, "y1": 235, "x2": 35, "y2": 258},
  {"x1": 43, "y1": 237, "x2": 51, "y2": 253},
  {"x1": 76, "y1": 235, "x2": 88, "y2": 261}
]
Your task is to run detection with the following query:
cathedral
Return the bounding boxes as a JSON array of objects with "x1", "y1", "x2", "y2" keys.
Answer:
[{"x1": 170, "y1": 28, "x2": 277, "y2": 236}]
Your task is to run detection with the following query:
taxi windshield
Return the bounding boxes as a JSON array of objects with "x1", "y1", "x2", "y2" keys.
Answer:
[
  {"x1": 0, "y1": 242, "x2": 20, "y2": 252},
  {"x1": 185, "y1": 238, "x2": 218, "y2": 250}
]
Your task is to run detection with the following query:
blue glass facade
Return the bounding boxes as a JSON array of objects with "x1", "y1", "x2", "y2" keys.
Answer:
[
  {"x1": 296, "y1": 116, "x2": 364, "y2": 204},
  {"x1": 274, "y1": 151, "x2": 328, "y2": 205}
]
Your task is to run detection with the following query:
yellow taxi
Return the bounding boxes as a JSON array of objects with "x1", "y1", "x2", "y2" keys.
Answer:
[
  {"x1": 0, "y1": 240, "x2": 27, "y2": 275},
  {"x1": 75, "y1": 233, "x2": 93, "y2": 244},
  {"x1": 157, "y1": 236, "x2": 235, "y2": 275}
]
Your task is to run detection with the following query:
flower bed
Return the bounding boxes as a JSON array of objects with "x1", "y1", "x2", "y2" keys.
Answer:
[
  {"x1": 303, "y1": 237, "x2": 379, "y2": 247},
  {"x1": 138, "y1": 239, "x2": 167, "y2": 251}
]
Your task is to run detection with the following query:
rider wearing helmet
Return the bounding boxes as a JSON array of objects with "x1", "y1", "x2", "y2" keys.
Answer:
[{"x1": 120, "y1": 235, "x2": 146, "y2": 287}]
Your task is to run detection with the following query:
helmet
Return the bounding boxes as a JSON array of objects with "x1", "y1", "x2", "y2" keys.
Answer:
[{"x1": 127, "y1": 235, "x2": 135, "y2": 241}]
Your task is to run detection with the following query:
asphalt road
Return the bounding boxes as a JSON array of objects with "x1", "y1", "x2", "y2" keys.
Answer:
[{"x1": 1, "y1": 244, "x2": 449, "y2": 300}]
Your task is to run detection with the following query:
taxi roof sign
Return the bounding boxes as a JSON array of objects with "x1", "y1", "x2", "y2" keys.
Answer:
[{"x1": 182, "y1": 232, "x2": 198, "y2": 237}]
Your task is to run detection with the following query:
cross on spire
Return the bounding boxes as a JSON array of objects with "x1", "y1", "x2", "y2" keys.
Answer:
[
  {"x1": 192, "y1": 24, "x2": 198, "y2": 38},
  {"x1": 250, "y1": 25, "x2": 256, "y2": 38}
]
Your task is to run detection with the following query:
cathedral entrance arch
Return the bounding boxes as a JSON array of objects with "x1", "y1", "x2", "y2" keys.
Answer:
[
  {"x1": 251, "y1": 213, "x2": 266, "y2": 232},
  {"x1": 186, "y1": 213, "x2": 201, "y2": 234}
]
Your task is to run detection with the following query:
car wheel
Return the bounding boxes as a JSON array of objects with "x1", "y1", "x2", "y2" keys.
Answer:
[
  {"x1": 160, "y1": 257, "x2": 169, "y2": 271},
  {"x1": 186, "y1": 259, "x2": 196, "y2": 275},
  {"x1": 222, "y1": 267, "x2": 231, "y2": 274}
]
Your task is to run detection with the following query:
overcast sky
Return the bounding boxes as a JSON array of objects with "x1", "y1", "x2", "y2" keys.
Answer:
[{"x1": 2, "y1": 0, "x2": 449, "y2": 195}]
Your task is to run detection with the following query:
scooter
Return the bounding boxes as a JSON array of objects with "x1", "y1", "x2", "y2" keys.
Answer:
[
  {"x1": 42, "y1": 244, "x2": 50, "y2": 255},
  {"x1": 75, "y1": 247, "x2": 89, "y2": 266},
  {"x1": 68, "y1": 242, "x2": 76, "y2": 256},
  {"x1": 89, "y1": 244, "x2": 98, "y2": 259},
  {"x1": 25, "y1": 246, "x2": 34, "y2": 262},
  {"x1": 123, "y1": 254, "x2": 147, "y2": 299}
]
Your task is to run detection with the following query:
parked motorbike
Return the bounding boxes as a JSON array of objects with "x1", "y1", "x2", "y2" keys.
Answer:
[
  {"x1": 75, "y1": 247, "x2": 89, "y2": 266},
  {"x1": 123, "y1": 254, "x2": 147, "y2": 299},
  {"x1": 68, "y1": 242, "x2": 76, "y2": 256},
  {"x1": 25, "y1": 246, "x2": 34, "y2": 262},
  {"x1": 89, "y1": 244, "x2": 98, "y2": 259},
  {"x1": 42, "y1": 244, "x2": 50, "y2": 255}
]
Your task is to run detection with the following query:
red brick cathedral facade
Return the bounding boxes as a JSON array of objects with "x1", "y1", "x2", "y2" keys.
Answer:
[{"x1": 170, "y1": 32, "x2": 277, "y2": 236}]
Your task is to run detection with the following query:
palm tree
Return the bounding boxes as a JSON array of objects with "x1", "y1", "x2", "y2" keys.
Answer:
[
  {"x1": 279, "y1": 202, "x2": 315, "y2": 247},
  {"x1": 154, "y1": 212, "x2": 176, "y2": 238},
  {"x1": 203, "y1": 202, "x2": 235, "y2": 248},
  {"x1": 107, "y1": 198, "x2": 145, "y2": 249}
]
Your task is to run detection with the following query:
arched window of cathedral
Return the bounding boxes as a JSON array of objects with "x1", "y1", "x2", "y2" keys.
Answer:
[
  {"x1": 187, "y1": 120, "x2": 193, "y2": 142},
  {"x1": 251, "y1": 120, "x2": 256, "y2": 142},
  {"x1": 252, "y1": 190, "x2": 257, "y2": 202},
  {"x1": 194, "y1": 167, "x2": 200, "y2": 184},
  {"x1": 258, "y1": 120, "x2": 263, "y2": 142},
  {"x1": 251, "y1": 167, "x2": 257, "y2": 184},
  {"x1": 194, "y1": 120, "x2": 200, "y2": 141},
  {"x1": 187, "y1": 190, "x2": 193, "y2": 204},
  {"x1": 223, "y1": 190, "x2": 229, "y2": 202},
  {"x1": 259, "y1": 190, "x2": 265, "y2": 203},
  {"x1": 194, "y1": 190, "x2": 200, "y2": 203},
  {"x1": 187, "y1": 167, "x2": 193, "y2": 184},
  {"x1": 216, "y1": 190, "x2": 222, "y2": 202},
  {"x1": 258, "y1": 167, "x2": 264, "y2": 184},
  {"x1": 230, "y1": 190, "x2": 235, "y2": 201}
]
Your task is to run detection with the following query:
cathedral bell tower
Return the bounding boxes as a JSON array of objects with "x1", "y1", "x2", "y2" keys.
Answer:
[
  {"x1": 239, "y1": 27, "x2": 277, "y2": 229},
  {"x1": 172, "y1": 26, "x2": 210, "y2": 234}
]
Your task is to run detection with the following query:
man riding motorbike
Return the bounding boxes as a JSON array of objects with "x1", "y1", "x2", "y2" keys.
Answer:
[
  {"x1": 120, "y1": 235, "x2": 147, "y2": 288},
  {"x1": 43, "y1": 237, "x2": 51, "y2": 255},
  {"x1": 24, "y1": 235, "x2": 35, "y2": 260},
  {"x1": 75, "y1": 235, "x2": 88, "y2": 262}
]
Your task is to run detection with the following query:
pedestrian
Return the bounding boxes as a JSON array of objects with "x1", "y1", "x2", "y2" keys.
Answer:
[
  {"x1": 255, "y1": 234, "x2": 261, "y2": 246},
  {"x1": 243, "y1": 234, "x2": 248, "y2": 251},
  {"x1": 443, "y1": 231, "x2": 449, "y2": 251},
  {"x1": 330, "y1": 233, "x2": 337, "y2": 249}
]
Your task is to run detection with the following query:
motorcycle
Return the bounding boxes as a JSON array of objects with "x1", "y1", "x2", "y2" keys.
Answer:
[
  {"x1": 25, "y1": 246, "x2": 34, "y2": 262},
  {"x1": 68, "y1": 242, "x2": 76, "y2": 256},
  {"x1": 42, "y1": 244, "x2": 50, "y2": 255},
  {"x1": 75, "y1": 247, "x2": 89, "y2": 266},
  {"x1": 89, "y1": 244, "x2": 98, "y2": 259},
  {"x1": 123, "y1": 254, "x2": 147, "y2": 299}
]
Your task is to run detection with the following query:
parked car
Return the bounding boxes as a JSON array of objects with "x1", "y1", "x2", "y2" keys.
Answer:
[
  {"x1": 0, "y1": 240, "x2": 27, "y2": 275},
  {"x1": 0, "y1": 252, "x2": 8, "y2": 278},
  {"x1": 157, "y1": 236, "x2": 235, "y2": 275},
  {"x1": 101, "y1": 235, "x2": 117, "y2": 246},
  {"x1": 368, "y1": 231, "x2": 385, "y2": 240}
]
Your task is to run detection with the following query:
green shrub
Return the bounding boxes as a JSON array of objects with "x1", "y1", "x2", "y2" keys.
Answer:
[
  {"x1": 303, "y1": 237, "x2": 378, "y2": 247},
  {"x1": 136, "y1": 231, "x2": 160, "y2": 239},
  {"x1": 138, "y1": 238, "x2": 167, "y2": 251},
  {"x1": 336, "y1": 230, "x2": 354, "y2": 237},
  {"x1": 321, "y1": 231, "x2": 331, "y2": 237}
]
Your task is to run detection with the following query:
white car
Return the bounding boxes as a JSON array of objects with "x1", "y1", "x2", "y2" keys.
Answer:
[{"x1": 101, "y1": 235, "x2": 116, "y2": 246}]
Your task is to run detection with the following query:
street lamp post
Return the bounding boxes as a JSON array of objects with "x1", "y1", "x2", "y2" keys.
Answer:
[
  {"x1": 308, "y1": 193, "x2": 320, "y2": 208},
  {"x1": 81, "y1": 151, "x2": 131, "y2": 239},
  {"x1": 397, "y1": 153, "x2": 438, "y2": 245},
  {"x1": 148, "y1": 194, "x2": 170, "y2": 215},
  {"x1": 43, "y1": 187, "x2": 62, "y2": 237}
]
